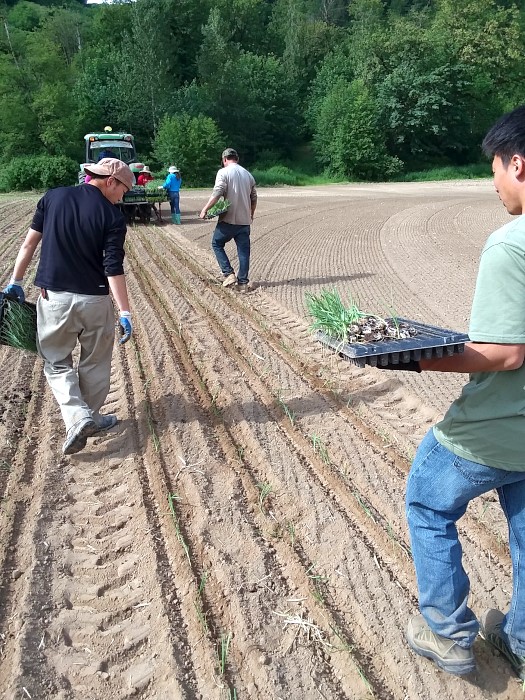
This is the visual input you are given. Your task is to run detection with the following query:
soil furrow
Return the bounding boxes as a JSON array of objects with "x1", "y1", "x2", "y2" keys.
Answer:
[
  {"x1": 1, "y1": 182, "x2": 523, "y2": 699},
  {"x1": 126, "y1": 251, "x2": 368, "y2": 698},
  {"x1": 125, "y1": 230, "x2": 497, "y2": 698},
  {"x1": 140, "y1": 227, "x2": 511, "y2": 561}
]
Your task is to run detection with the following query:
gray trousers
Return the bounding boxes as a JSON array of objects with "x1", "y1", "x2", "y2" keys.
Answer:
[{"x1": 36, "y1": 291, "x2": 115, "y2": 432}]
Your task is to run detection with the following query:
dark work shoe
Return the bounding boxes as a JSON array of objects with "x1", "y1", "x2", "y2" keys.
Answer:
[
  {"x1": 62, "y1": 417, "x2": 97, "y2": 456},
  {"x1": 236, "y1": 283, "x2": 249, "y2": 294},
  {"x1": 93, "y1": 414, "x2": 118, "y2": 433},
  {"x1": 480, "y1": 609, "x2": 525, "y2": 680},
  {"x1": 222, "y1": 273, "x2": 237, "y2": 287},
  {"x1": 406, "y1": 615, "x2": 475, "y2": 676}
]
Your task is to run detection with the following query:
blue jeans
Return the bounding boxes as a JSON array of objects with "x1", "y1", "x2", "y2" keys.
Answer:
[
  {"x1": 169, "y1": 192, "x2": 180, "y2": 214},
  {"x1": 212, "y1": 222, "x2": 251, "y2": 285},
  {"x1": 407, "y1": 429, "x2": 525, "y2": 654}
]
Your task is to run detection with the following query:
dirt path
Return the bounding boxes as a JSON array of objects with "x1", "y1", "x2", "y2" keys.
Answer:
[{"x1": 0, "y1": 183, "x2": 522, "y2": 699}]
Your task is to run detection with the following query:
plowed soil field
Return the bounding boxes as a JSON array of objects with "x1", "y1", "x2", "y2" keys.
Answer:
[{"x1": 0, "y1": 181, "x2": 522, "y2": 699}]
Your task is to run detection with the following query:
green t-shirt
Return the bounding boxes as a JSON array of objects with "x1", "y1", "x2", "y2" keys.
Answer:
[{"x1": 434, "y1": 216, "x2": 525, "y2": 471}]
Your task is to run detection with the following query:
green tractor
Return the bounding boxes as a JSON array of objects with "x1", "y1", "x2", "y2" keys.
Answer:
[{"x1": 79, "y1": 127, "x2": 167, "y2": 224}]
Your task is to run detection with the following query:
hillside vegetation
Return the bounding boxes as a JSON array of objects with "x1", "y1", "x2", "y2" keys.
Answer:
[{"x1": 0, "y1": 0, "x2": 523, "y2": 186}]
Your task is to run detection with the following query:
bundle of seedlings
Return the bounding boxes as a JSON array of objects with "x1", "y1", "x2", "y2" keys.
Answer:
[
  {"x1": 145, "y1": 187, "x2": 169, "y2": 203},
  {"x1": 0, "y1": 292, "x2": 38, "y2": 353},
  {"x1": 305, "y1": 289, "x2": 417, "y2": 344},
  {"x1": 205, "y1": 198, "x2": 231, "y2": 219}
]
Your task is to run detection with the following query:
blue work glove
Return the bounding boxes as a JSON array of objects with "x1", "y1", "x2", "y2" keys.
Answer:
[
  {"x1": 118, "y1": 311, "x2": 132, "y2": 345},
  {"x1": 3, "y1": 279, "x2": 25, "y2": 303}
]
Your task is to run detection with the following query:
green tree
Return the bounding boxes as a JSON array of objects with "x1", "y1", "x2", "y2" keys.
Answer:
[
  {"x1": 152, "y1": 113, "x2": 225, "y2": 186},
  {"x1": 431, "y1": 0, "x2": 524, "y2": 118},
  {"x1": 309, "y1": 78, "x2": 401, "y2": 180},
  {"x1": 5, "y1": 1, "x2": 48, "y2": 31},
  {"x1": 377, "y1": 60, "x2": 472, "y2": 165},
  {"x1": 268, "y1": 0, "x2": 344, "y2": 96},
  {"x1": 0, "y1": 55, "x2": 39, "y2": 158}
]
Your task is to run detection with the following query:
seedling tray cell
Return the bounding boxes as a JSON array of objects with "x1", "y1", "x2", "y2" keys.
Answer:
[{"x1": 316, "y1": 318, "x2": 469, "y2": 368}]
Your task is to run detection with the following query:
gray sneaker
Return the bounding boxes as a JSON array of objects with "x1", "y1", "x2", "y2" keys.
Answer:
[
  {"x1": 406, "y1": 615, "x2": 475, "y2": 675},
  {"x1": 62, "y1": 417, "x2": 97, "y2": 456},
  {"x1": 93, "y1": 414, "x2": 118, "y2": 433},
  {"x1": 480, "y1": 609, "x2": 525, "y2": 680},
  {"x1": 222, "y1": 273, "x2": 237, "y2": 287}
]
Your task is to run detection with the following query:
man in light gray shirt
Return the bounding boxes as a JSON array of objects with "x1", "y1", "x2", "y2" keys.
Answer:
[{"x1": 199, "y1": 148, "x2": 257, "y2": 292}]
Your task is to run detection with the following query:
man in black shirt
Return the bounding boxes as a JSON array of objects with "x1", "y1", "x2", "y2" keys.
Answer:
[{"x1": 3, "y1": 158, "x2": 135, "y2": 455}]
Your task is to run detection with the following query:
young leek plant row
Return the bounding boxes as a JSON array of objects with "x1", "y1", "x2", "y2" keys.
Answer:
[{"x1": 305, "y1": 289, "x2": 417, "y2": 343}]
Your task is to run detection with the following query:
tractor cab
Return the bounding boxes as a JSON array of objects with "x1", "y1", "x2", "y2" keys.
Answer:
[
  {"x1": 79, "y1": 127, "x2": 145, "y2": 182},
  {"x1": 85, "y1": 136, "x2": 135, "y2": 165},
  {"x1": 79, "y1": 127, "x2": 167, "y2": 224}
]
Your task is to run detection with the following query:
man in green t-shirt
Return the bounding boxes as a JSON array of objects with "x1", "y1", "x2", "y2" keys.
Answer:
[{"x1": 394, "y1": 106, "x2": 525, "y2": 678}]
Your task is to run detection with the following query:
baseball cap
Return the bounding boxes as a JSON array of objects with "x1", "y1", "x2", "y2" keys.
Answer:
[
  {"x1": 84, "y1": 158, "x2": 134, "y2": 191},
  {"x1": 168, "y1": 166, "x2": 180, "y2": 173},
  {"x1": 221, "y1": 148, "x2": 238, "y2": 160}
]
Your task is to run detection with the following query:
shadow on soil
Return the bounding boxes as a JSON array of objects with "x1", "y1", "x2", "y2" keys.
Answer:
[
  {"x1": 460, "y1": 638, "x2": 522, "y2": 695},
  {"x1": 70, "y1": 388, "x2": 344, "y2": 464},
  {"x1": 256, "y1": 272, "x2": 374, "y2": 289}
]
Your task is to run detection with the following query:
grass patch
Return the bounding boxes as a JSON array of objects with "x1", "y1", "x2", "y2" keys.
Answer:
[
  {"x1": 398, "y1": 163, "x2": 491, "y2": 182},
  {"x1": 252, "y1": 164, "x2": 345, "y2": 187}
]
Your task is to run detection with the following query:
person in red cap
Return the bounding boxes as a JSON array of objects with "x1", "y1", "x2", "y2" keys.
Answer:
[{"x1": 2, "y1": 158, "x2": 135, "y2": 456}]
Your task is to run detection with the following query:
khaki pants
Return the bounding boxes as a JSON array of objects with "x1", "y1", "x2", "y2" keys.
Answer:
[{"x1": 36, "y1": 291, "x2": 115, "y2": 432}]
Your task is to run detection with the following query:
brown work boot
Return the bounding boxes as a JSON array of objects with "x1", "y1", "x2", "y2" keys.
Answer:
[
  {"x1": 406, "y1": 615, "x2": 475, "y2": 676},
  {"x1": 480, "y1": 609, "x2": 525, "y2": 680}
]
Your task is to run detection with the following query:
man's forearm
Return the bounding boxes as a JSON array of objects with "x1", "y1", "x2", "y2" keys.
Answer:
[
  {"x1": 199, "y1": 195, "x2": 221, "y2": 218},
  {"x1": 108, "y1": 274, "x2": 130, "y2": 312},
  {"x1": 420, "y1": 342, "x2": 525, "y2": 373},
  {"x1": 12, "y1": 228, "x2": 42, "y2": 280}
]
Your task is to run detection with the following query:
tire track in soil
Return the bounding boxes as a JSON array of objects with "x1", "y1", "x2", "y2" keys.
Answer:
[
  {"x1": 124, "y1": 227, "x2": 516, "y2": 696},
  {"x1": 1, "y1": 355, "x2": 192, "y2": 698}
]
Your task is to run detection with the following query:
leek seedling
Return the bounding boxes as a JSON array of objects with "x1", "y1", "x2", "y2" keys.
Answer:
[
  {"x1": 205, "y1": 198, "x2": 231, "y2": 219},
  {"x1": 306, "y1": 288, "x2": 416, "y2": 343},
  {"x1": 305, "y1": 289, "x2": 359, "y2": 341}
]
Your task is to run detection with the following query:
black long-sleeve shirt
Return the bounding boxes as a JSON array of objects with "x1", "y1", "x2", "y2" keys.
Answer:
[{"x1": 33, "y1": 184, "x2": 127, "y2": 295}]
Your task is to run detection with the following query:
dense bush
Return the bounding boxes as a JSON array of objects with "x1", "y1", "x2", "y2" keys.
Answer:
[
  {"x1": 152, "y1": 113, "x2": 225, "y2": 187},
  {"x1": 0, "y1": 155, "x2": 79, "y2": 192},
  {"x1": 251, "y1": 165, "x2": 305, "y2": 186}
]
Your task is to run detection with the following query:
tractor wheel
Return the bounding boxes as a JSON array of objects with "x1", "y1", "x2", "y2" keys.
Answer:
[{"x1": 138, "y1": 203, "x2": 151, "y2": 224}]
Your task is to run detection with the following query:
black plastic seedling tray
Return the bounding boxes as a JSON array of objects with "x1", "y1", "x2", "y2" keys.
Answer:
[{"x1": 316, "y1": 318, "x2": 469, "y2": 368}]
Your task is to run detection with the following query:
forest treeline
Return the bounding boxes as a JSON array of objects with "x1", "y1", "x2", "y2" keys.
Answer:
[{"x1": 0, "y1": 0, "x2": 524, "y2": 188}]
